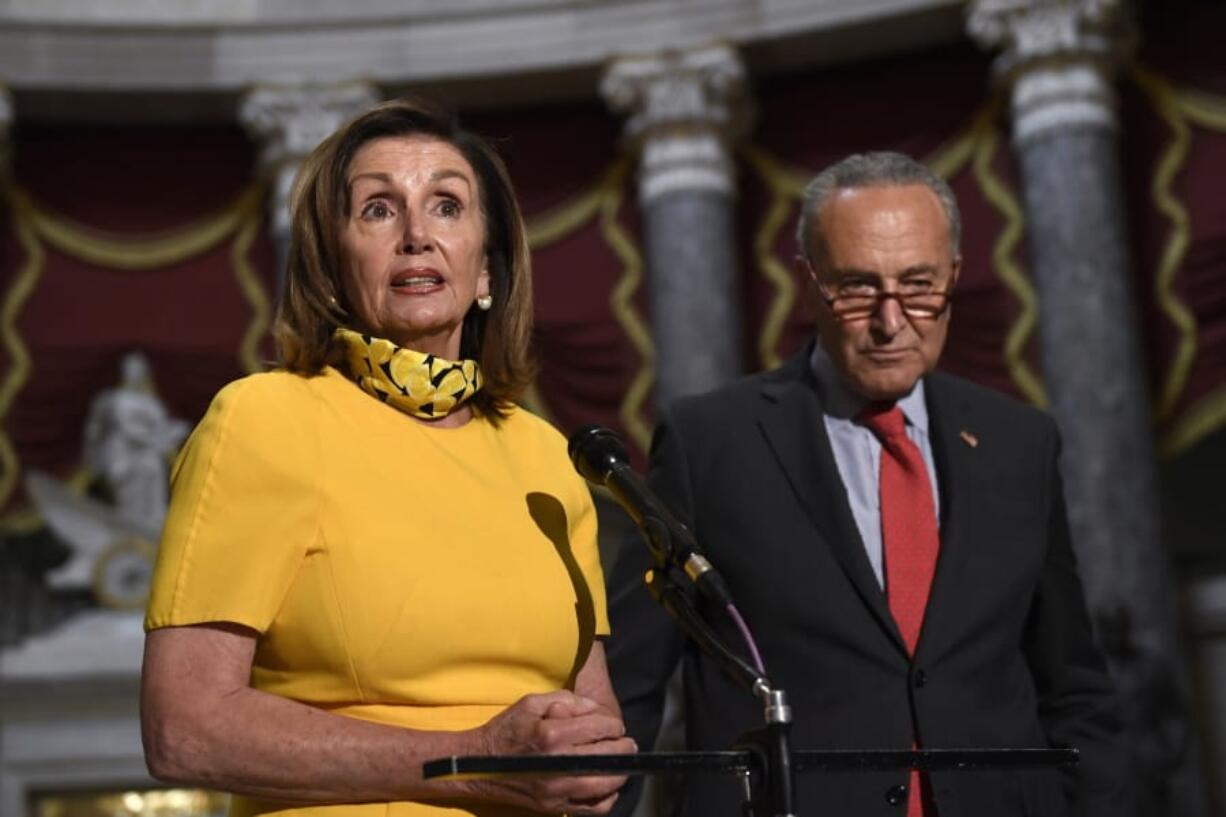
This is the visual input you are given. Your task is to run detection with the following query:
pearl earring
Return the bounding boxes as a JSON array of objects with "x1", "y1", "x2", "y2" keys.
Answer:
[{"x1": 476, "y1": 294, "x2": 493, "y2": 311}]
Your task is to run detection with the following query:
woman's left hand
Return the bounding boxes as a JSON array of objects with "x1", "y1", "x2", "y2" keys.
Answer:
[{"x1": 466, "y1": 642, "x2": 636, "y2": 814}]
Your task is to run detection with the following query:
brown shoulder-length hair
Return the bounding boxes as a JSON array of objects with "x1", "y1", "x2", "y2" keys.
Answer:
[{"x1": 274, "y1": 95, "x2": 535, "y2": 421}]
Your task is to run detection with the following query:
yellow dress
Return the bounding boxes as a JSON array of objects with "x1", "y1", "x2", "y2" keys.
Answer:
[{"x1": 145, "y1": 366, "x2": 608, "y2": 817}]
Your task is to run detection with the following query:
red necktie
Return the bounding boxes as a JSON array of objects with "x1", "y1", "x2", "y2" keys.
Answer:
[{"x1": 860, "y1": 404, "x2": 940, "y2": 817}]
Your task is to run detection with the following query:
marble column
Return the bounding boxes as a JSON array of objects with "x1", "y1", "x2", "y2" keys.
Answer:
[
  {"x1": 968, "y1": 2, "x2": 1205, "y2": 814},
  {"x1": 239, "y1": 82, "x2": 380, "y2": 292},
  {"x1": 600, "y1": 49, "x2": 751, "y2": 817},
  {"x1": 602, "y1": 45, "x2": 751, "y2": 409},
  {"x1": 0, "y1": 85, "x2": 26, "y2": 647}
]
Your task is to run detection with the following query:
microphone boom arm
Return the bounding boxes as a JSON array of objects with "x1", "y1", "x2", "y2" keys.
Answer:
[{"x1": 568, "y1": 424, "x2": 797, "y2": 817}]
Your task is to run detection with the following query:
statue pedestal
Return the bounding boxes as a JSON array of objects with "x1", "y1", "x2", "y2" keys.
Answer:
[
  {"x1": 1, "y1": 609, "x2": 144, "y2": 680},
  {"x1": 0, "y1": 611, "x2": 153, "y2": 815}
]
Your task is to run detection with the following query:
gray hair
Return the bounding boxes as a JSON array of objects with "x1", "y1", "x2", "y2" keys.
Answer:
[{"x1": 796, "y1": 151, "x2": 961, "y2": 264}]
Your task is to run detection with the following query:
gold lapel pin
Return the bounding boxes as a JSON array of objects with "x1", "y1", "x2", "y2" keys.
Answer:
[{"x1": 960, "y1": 429, "x2": 979, "y2": 448}]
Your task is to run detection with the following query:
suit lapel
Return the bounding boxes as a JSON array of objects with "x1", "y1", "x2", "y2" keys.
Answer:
[
  {"x1": 756, "y1": 355, "x2": 905, "y2": 652},
  {"x1": 916, "y1": 374, "x2": 978, "y2": 660}
]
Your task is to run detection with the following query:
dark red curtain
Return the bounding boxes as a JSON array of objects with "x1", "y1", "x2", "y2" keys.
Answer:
[{"x1": 2, "y1": 25, "x2": 1224, "y2": 524}]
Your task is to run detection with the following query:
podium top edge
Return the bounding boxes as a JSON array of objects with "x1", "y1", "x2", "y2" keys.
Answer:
[{"x1": 421, "y1": 748, "x2": 1077, "y2": 780}]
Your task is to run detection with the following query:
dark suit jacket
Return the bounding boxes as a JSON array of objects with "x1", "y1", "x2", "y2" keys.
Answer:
[{"x1": 606, "y1": 345, "x2": 1126, "y2": 817}]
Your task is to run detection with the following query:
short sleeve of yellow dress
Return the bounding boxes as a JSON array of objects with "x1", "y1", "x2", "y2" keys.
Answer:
[{"x1": 146, "y1": 367, "x2": 609, "y2": 817}]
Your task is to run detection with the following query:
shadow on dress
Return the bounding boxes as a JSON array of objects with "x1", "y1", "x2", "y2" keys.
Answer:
[{"x1": 526, "y1": 491, "x2": 597, "y2": 691}]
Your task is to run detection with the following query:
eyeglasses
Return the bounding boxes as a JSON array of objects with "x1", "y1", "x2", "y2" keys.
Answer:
[{"x1": 816, "y1": 283, "x2": 953, "y2": 322}]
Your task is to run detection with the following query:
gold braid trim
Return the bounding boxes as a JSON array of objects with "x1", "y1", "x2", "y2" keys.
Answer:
[
  {"x1": 927, "y1": 121, "x2": 981, "y2": 181},
  {"x1": 742, "y1": 146, "x2": 802, "y2": 371},
  {"x1": 599, "y1": 159, "x2": 654, "y2": 454},
  {"x1": 231, "y1": 203, "x2": 272, "y2": 374},
  {"x1": 0, "y1": 182, "x2": 272, "y2": 526},
  {"x1": 742, "y1": 147, "x2": 808, "y2": 196},
  {"x1": 1161, "y1": 385, "x2": 1226, "y2": 459},
  {"x1": 508, "y1": 157, "x2": 655, "y2": 451},
  {"x1": 1174, "y1": 86, "x2": 1226, "y2": 130},
  {"x1": 27, "y1": 184, "x2": 265, "y2": 270},
  {"x1": 527, "y1": 185, "x2": 606, "y2": 250},
  {"x1": 1, "y1": 160, "x2": 640, "y2": 520},
  {"x1": 971, "y1": 103, "x2": 1049, "y2": 408},
  {"x1": 0, "y1": 186, "x2": 46, "y2": 509},
  {"x1": 1138, "y1": 69, "x2": 1226, "y2": 456},
  {"x1": 519, "y1": 162, "x2": 639, "y2": 429},
  {"x1": 1132, "y1": 66, "x2": 1198, "y2": 422}
]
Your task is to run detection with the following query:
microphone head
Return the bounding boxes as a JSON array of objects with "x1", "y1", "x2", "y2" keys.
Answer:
[{"x1": 568, "y1": 425, "x2": 629, "y2": 485}]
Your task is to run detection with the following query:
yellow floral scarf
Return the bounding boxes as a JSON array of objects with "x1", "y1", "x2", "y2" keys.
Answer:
[{"x1": 335, "y1": 327, "x2": 483, "y2": 420}]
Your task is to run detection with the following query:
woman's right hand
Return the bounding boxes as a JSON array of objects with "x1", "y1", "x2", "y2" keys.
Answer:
[{"x1": 472, "y1": 690, "x2": 637, "y2": 815}]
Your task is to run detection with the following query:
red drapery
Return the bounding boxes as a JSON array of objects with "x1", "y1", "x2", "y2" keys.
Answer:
[{"x1": 1, "y1": 32, "x2": 1224, "y2": 527}]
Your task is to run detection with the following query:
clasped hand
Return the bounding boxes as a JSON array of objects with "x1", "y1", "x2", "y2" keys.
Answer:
[{"x1": 475, "y1": 691, "x2": 637, "y2": 815}]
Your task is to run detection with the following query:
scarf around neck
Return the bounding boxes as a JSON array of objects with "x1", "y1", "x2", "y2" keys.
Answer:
[{"x1": 335, "y1": 327, "x2": 483, "y2": 420}]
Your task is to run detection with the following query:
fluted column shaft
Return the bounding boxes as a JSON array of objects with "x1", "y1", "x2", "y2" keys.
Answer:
[
  {"x1": 969, "y1": 3, "x2": 1205, "y2": 814},
  {"x1": 602, "y1": 46, "x2": 750, "y2": 409}
]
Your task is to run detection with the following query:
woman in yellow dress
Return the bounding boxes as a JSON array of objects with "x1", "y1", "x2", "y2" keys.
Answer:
[{"x1": 140, "y1": 97, "x2": 634, "y2": 817}]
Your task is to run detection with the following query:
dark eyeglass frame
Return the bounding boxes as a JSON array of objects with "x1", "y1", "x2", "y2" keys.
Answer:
[{"x1": 816, "y1": 286, "x2": 954, "y2": 322}]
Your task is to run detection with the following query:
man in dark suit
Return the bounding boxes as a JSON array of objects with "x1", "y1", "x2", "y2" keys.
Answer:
[{"x1": 605, "y1": 152, "x2": 1126, "y2": 817}]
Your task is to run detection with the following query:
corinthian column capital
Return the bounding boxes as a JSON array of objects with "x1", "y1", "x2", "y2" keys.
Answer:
[
  {"x1": 239, "y1": 81, "x2": 381, "y2": 169},
  {"x1": 967, "y1": 0, "x2": 1133, "y2": 145},
  {"x1": 967, "y1": 0, "x2": 1129, "y2": 69},
  {"x1": 601, "y1": 44, "x2": 751, "y2": 203},
  {"x1": 239, "y1": 82, "x2": 381, "y2": 237}
]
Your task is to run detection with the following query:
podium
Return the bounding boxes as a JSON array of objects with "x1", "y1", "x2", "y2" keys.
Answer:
[
  {"x1": 424, "y1": 747, "x2": 1077, "y2": 780},
  {"x1": 422, "y1": 429, "x2": 1081, "y2": 816},
  {"x1": 424, "y1": 747, "x2": 1077, "y2": 817}
]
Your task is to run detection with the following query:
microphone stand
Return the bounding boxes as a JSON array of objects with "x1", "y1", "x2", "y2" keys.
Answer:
[
  {"x1": 636, "y1": 519, "x2": 795, "y2": 817},
  {"x1": 421, "y1": 427, "x2": 1077, "y2": 816},
  {"x1": 565, "y1": 424, "x2": 796, "y2": 816}
]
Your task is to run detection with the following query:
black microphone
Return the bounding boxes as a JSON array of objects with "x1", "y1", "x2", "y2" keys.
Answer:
[{"x1": 568, "y1": 425, "x2": 732, "y2": 607}]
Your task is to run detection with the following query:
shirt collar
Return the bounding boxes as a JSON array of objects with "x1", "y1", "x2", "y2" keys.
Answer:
[{"x1": 808, "y1": 341, "x2": 930, "y2": 433}]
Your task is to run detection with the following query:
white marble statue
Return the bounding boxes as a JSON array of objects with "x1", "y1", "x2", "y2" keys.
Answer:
[
  {"x1": 82, "y1": 352, "x2": 189, "y2": 533},
  {"x1": 26, "y1": 352, "x2": 188, "y2": 608}
]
